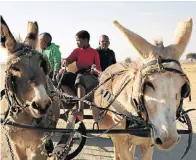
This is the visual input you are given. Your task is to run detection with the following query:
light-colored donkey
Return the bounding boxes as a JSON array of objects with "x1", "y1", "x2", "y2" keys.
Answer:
[
  {"x1": 0, "y1": 16, "x2": 60, "y2": 160},
  {"x1": 92, "y1": 18, "x2": 192, "y2": 160}
]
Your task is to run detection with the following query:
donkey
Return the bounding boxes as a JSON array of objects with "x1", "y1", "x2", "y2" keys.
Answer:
[
  {"x1": 0, "y1": 16, "x2": 60, "y2": 160},
  {"x1": 92, "y1": 18, "x2": 192, "y2": 160}
]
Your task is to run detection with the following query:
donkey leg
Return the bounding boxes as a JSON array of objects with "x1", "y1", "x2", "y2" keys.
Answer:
[
  {"x1": 111, "y1": 136, "x2": 136, "y2": 160},
  {"x1": 140, "y1": 144, "x2": 154, "y2": 160},
  {"x1": 26, "y1": 147, "x2": 47, "y2": 160},
  {"x1": 14, "y1": 144, "x2": 27, "y2": 160},
  {"x1": 113, "y1": 141, "x2": 120, "y2": 160}
]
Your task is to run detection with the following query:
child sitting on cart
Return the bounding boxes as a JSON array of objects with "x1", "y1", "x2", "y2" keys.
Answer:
[{"x1": 57, "y1": 30, "x2": 102, "y2": 121}]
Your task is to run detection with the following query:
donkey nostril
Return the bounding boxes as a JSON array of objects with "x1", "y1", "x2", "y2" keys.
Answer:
[
  {"x1": 47, "y1": 100, "x2": 52, "y2": 106},
  {"x1": 45, "y1": 101, "x2": 51, "y2": 109},
  {"x1": 155, "y1": 138, "x2": 163, "y2": 145},
  {"x1": 32, "y1": 101, "x2": 39, "y2": 109}
]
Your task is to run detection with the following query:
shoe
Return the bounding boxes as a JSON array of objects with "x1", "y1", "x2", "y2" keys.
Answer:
[{"x1": 44, "y1": 139, "x2": 54, "y2": 156}]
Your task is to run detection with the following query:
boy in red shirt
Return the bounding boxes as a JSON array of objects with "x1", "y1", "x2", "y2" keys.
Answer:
[{"x1": 57, "y1": 30, "x2": 102, "y2": 120}]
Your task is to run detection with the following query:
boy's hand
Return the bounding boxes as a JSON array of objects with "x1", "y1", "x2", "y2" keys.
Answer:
[
  {"x1": 62, "y1": 59, "x2": 68, "y2": 67},
  {"x1": 58, "y1": 68, "x2": 65, "y2": 74}
]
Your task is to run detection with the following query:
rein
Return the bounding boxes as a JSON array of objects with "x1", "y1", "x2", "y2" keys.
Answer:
[
  {"x1": 1, "y1": 46, "x2": 35, "y2": 122},
  {"x1": 132, "y1": 56, "x2": 191, "y2": 121},
  {"x1": 0, "y1": 45, "x2": 56, "y2": 159},
  {"x1": 92, "y1": 56, "x2": 195, "y2": 160},
  {"x1": 1, "y1": 45, "x2": 52, "y2": 119},
  {"x1": 132, "y1": 56, "x2": 194, "y2": 160},
  {"x1": 1, "y1": 55, "x2": 195, "y2": 160}
]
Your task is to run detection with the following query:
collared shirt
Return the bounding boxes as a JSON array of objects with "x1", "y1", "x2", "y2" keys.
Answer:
[
  {"x1": 96, "y1": 47, "x2": 116, "y2": 71},
  {"x1": 64, "y1": 46, "x2": 102, "y2": 72}
]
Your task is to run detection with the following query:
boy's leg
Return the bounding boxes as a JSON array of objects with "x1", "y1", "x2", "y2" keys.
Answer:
[
  {"x1": 56, "y1": 72, "x2": 77, "y2": 93},
  {"x1": 61, "y1": 85, "x2": 76, "y2": 95},
  {"x1": 74, "y1": 73, "x2": 87, "y2": 120},
  {"x1": 76, "y1": 84, "x2": 85, "y2": 120}
]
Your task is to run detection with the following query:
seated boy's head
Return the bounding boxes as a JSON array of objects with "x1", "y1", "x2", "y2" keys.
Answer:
[
  {"x1": 99, "y1": 35, "x2": 110, "y2": 50},
  {"x1": 75, "y1": 30, "x2": 90, "y2": 48},
  {"x1": 39, "y1": 32, "x2": 52, "y2": 49}
]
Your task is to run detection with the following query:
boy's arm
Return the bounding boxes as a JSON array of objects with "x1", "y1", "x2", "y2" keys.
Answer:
[
  {"x1": 53, "y1": 48, "x2": 61, "y2": 74},
  {"x1": 62, "y1": 49, "x2": 78, "y2": 67}
]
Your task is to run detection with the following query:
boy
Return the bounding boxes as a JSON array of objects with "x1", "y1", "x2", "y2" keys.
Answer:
[
  {"x1": 57, "y1": 30, "x2": 102, "y2": 120},
  {"x1": 96, "y1": 35, "x2": 116, "y2": 71},
  {"x1": 39, "y1": 32, "x2": 61, "y2": 81}
]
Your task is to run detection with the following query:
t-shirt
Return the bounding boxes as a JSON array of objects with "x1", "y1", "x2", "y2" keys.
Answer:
[{"x1": 64, "y1": 46, "x2": 102, "y2": 72}]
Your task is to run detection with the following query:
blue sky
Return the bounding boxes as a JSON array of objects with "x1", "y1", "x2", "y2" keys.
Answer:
[{"x1": 0, "y1": 1, "x2": 196, "y2": 61}]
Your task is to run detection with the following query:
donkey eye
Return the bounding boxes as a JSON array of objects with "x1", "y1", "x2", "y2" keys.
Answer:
[
  {"x1": 181, "y1": 82, "x2": 190, "y2": 98},
  {"x1": 144, "y1": 82, "x2": 155, "y2": 91},
  {"x1": 11, "y1": 66, "x2": 20, "y2": 72}
]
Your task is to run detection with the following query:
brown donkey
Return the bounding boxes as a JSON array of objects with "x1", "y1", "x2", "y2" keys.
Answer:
[
  {"x1": 0, "y1": 16, "x2": 60, "y2": 160},
  {"x1": 92, "y1": 18, "x2": 192, "y2": 160}
]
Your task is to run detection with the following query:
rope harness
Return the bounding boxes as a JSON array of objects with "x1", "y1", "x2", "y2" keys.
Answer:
[
  {"x1": 1, "y1": 55, "x2": 195, "y2": 160},
  {"x1": 0, "y1": 45, "x2": 58, "y2": 160}
]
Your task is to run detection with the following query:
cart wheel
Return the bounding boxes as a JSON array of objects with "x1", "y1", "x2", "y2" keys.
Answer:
[{"x1": 66, "y1": 121, "x2": 86, "y2": 160}]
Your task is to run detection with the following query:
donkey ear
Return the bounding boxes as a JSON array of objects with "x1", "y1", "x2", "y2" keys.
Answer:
[
  {"x1": 24, "y1": 21, "x2": 39, "y2": 49},
  {"x1": 166, "y1": 18, "x2": 193, "y2": 60},
  {"x1": 113, "y1": 20, "x2": 156, "y2": 59},
  {"x1": 1, "y1": 16, "x2": 17, "y2": 53}
]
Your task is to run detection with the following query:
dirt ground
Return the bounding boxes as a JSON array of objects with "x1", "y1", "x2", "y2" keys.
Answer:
[{"x1": 0, "y1": 62, "x2": 196, "y2": 160}]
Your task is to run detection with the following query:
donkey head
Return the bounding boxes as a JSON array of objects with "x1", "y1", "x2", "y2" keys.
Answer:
[
  {"x1": 1, "y1": 16, "x2": 51, "y2": 118},
  {"x1": 114, "y1": 18, "x2": 192, "y2": 150}
]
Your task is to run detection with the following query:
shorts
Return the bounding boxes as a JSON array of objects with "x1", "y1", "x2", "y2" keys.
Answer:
[{"x1": 56, "y1": 72, "x2": 99, "y2": 93}]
